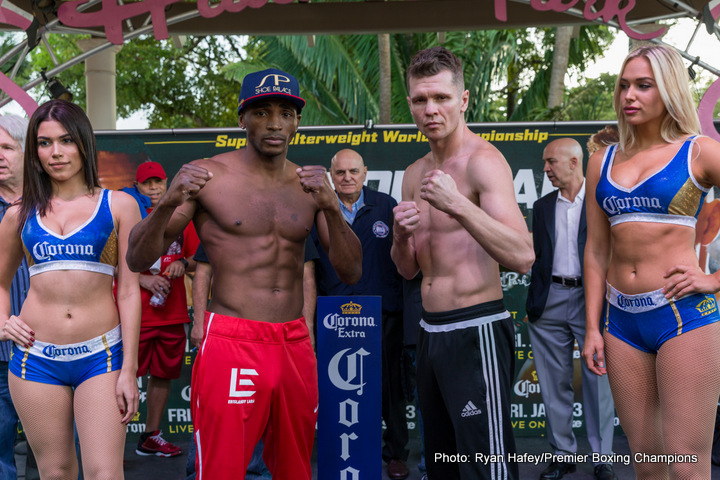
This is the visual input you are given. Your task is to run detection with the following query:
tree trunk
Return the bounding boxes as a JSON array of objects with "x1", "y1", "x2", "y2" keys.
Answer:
[
  {"x1": 548, "y1": 26, "x2": 573, "y2": 108},
  {"x1": 507, "y1": 62, "x2": 518, "y2": 120},
  {"x1": 378, "y1": 33, "x2": 391, "y2": 124}
]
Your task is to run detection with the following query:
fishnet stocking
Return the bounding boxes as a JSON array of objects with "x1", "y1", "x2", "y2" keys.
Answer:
[
  {"x1": 74, "y1": 371, "x2": 127, "y2": 479},
  {"x1": 8, "y1": 376, "x2": 78, "y2": 480},
  {"x1": 656, "y1": 322, "x2": 720, "y2": 479},
  {"x1": 9, "y1": 370, "x2": 127, "y2": 479},
  {"x1": 605, "y1": 322, "x2": 720, "y2": 480}
]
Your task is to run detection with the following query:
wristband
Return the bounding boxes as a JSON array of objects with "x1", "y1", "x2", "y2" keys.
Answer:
[{"x1": 179, "y1": 258, "x2": 189, "y2": 269}]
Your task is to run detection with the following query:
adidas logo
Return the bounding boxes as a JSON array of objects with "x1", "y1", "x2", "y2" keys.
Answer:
[{"x1": 461, "y1": 400, "x2": 482, "y2": 417}]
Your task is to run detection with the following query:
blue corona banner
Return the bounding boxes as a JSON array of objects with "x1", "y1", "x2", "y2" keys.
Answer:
[{"x1": 317, "y1": 296, "x2": 382, "y2": 480}]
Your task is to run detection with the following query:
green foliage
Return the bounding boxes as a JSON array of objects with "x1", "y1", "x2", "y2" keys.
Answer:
[
  {"x1": 1, "y1": 33, "x2": 244, "y2": 128},
  {"x1": 229, "y1": 26, "x2": 615, "y2": 126},
  {"x1": 459, "y1": 30, "x2": 522, "y2": 122},
  {"x1": 0, "y1": 33, "x2": 31, "y2": 76},
  {"x1": 116, "y1": 36, "x2": 243, "y2": 128},
  {"x1": 564, "y1": 73, "x2": 618, "y2": 121},
  {"x1": 526, "y1": 73, "x2": 617, "y2": 121},
  {"x1": 231, "y1": 35, "x2": 382, "y2": 125},
  {"x1": 2, "y1": 24, "x2": 617, "y2": 127},
  {"x1": 1, "y1": 32, "x2": 86, "y2": 107},
  {"x1": 508, "y1": 25, "x2": 615, "y2": 121}
]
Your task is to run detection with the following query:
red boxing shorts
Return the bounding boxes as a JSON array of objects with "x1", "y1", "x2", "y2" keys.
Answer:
[
  {"x1": 137, "y1": 323, "x2": 186, "y2": 380},
  {"x1": 192, "y1": 312, "x2": 318, "y2": 480}
]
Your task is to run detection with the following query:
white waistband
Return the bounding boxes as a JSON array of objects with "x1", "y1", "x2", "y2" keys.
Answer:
[
  {"x1": 606, "y1": 283, "x2": 669, "y2": 313},
  {"x1": 420, "y1": 311, "x2": 510, "y2": 333},
  {"x1": 29, "y1": 260, "x2": 115, "y2": 277},
  {"x1": 609, "y1": 213, "x2": 696, "y2": 228},
  {"x1": 18, "y1": 324, "x2": 122, "y2": 361}
]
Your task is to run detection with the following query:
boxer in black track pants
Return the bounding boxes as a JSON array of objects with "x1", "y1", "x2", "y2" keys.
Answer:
[{"x1": 391, "y1": 47, "x2": 533, "y2": 480}]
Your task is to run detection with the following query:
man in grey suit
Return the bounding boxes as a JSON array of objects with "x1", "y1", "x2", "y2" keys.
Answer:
[{"x1": 526, "y1": 138, "x2": 617, "y2": 480}]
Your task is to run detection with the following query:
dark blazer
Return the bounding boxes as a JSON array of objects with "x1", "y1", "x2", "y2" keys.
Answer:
[
  {"x1": 311, "y1": 186, "x2": 403, "y2": 313},
  {"x1": 525, "y1": 189, "x2": 587, "y2": 323}
]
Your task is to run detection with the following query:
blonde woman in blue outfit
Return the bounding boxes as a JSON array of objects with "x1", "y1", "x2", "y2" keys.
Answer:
[
  {"x1": 0, "y1": 100, "x2": 141, "y2": 479},
  {"x1": 583, "y1": 45, "x2": 720, "y2": 479}
]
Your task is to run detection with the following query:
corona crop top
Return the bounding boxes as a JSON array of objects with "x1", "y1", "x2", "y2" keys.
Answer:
[
  {"x1": 595, "y1": 136, "x2": 709, "y2": 228},
  {"x1": 21, "y1": 189, "x2": 118, "y2": 277}
]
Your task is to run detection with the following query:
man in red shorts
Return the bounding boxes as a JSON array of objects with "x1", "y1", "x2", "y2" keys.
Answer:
[
  {"x1": 133, "y1": 161, "x2": 199, "y2": 457},
  {"x1": 126, "y1": 68, "x2": 362, "y2": 479}
]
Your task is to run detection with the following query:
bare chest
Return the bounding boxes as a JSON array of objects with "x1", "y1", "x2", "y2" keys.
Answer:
[
  {"x1": 199, "y1": 177, "x2": 317, "y2": 242},
  {"x1": 414, "y1": 165, "x2": 477, "y2": 233}
]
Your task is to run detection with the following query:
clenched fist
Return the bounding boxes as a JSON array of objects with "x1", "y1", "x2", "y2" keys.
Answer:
[
  {"x1": 420, "y1": 169, "x2": 460, "y2": 213},
  {"x1": 296, "y1": 166, "x2": 336, "y2": 210},
  {"x1": 162, "y1": 164, "x2": 213, "y2": 207},
  {"x1": 393, "y1": 201, "x2": 420, "y2": 240}
]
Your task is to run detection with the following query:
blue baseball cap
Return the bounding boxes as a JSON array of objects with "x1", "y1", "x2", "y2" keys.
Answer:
[{"x1": 237, "y1": 68, "x2": 305, "y2": 115}]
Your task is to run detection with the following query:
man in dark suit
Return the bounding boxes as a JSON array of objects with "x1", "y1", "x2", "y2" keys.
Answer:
[{"x1": 526, "y1": 138, "x2": 617, "y2": 480}]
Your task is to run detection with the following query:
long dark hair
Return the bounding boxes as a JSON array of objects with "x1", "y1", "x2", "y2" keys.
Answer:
[{"x1": 18, "y1": 100, "x2": 100, "y2": 231}]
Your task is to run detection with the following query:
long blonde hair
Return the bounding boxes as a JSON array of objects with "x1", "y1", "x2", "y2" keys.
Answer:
[{"x1": 613, "y1": 44, "x2": 700, "y2": 151}]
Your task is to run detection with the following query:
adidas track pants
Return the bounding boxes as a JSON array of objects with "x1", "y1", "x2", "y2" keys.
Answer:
[{"x1": 417, "y1": 300, "x2": 518, "y2": 480}]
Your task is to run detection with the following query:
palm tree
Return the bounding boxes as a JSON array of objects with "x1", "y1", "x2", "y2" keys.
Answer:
[
  {"x1": 228, "y1": 35, "x2": 381, "y2": 125},
  {"x1": 378, "y1": 33, "x2": 391, "y2": 124},
  {"x1": 508, "y1": 25, "x2": 614, "y2": 121},
  {"x1": 225, "y1": 27, "x2": 615, "y2": 126},
  {"x1": 548, "y1": 26, "x2": 574, "y2": 108}
]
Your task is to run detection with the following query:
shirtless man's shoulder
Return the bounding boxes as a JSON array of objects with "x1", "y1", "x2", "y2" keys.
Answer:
[
  {"x1": 463, "y1": 132, "x2": 514, "y2": 188},
  {"x1": 464, "y1": 128, "x2": 507, "y2": 162},
  {"x1": 190, "y1": 150, "x2": 240, "y2": 177},
  {"x1": 404, "y1": 153, "x2": 431, "y2": 182}
]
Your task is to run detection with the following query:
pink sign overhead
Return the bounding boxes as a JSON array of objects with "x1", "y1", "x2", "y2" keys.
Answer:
[
  {"x1": 0, "y1": 0, "x2": 32, "y2": 30},
  {"x1": 698, "y1": 77, "x2": 720, "y2": 142},
  {"x1": 494, "y1": 0, "x2": 665, "y2": 40},
  {"x1": 197, "y1": 0, "x2": 294, "y2": 19},
  {"x1": 0, "y1": 0, "x2": 37, "y2": 115},
  {"x1": 708, "y1": 0, "x2": 720, "y2": 20},
  {"x1": 54, "y1": 0, "x2": 668, "y2": 46},
  {"x1": 58, "y1": 0, "x2": 293, "y2": 45},
  {"x1": 58, "y1": 0, "x2": 178, "y2": 45},
  {"x1": 0, "y1": 71, "x2": 38, "y2": 117},
  {"x1": 0, "y1": 0, "x2": 696, "y2": 119}
]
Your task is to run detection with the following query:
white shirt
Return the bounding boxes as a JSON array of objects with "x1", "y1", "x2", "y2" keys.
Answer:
[{"x1": 552, "y1": 180, "x2": 585, "y2": 278}]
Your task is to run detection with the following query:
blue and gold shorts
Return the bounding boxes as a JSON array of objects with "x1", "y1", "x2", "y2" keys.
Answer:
[
  {"x1": 9, "y1": 325, "x2": 123, "y2": 388},
  {"x1": 604, "y1": 283, "x2": 720, "y2": 354}
]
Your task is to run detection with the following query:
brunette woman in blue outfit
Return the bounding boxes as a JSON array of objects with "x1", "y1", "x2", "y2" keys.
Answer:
[{"x1": 0, "y1": 100, "x2": 141, "y2": 479}]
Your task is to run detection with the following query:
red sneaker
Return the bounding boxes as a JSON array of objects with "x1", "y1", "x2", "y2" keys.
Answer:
[{"x1": 135, "y1": 430, "x2": 182, "y2": 457}]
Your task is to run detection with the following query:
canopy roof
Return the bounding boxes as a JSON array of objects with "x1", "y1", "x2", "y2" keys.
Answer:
[
  {"x1": 0, "y1": 0, "x2": 719, "y2": 110},
  {"x1": 0, "y1": 0, "x2": 713, "y2": 36}
]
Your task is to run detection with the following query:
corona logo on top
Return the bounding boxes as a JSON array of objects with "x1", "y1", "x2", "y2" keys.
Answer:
[
  {"x1": 341, "y1": 301, "x2": 362, "y2": 315},
  {"x1": 323, "y1": 301, "x2": 377, "y2": 339}
]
